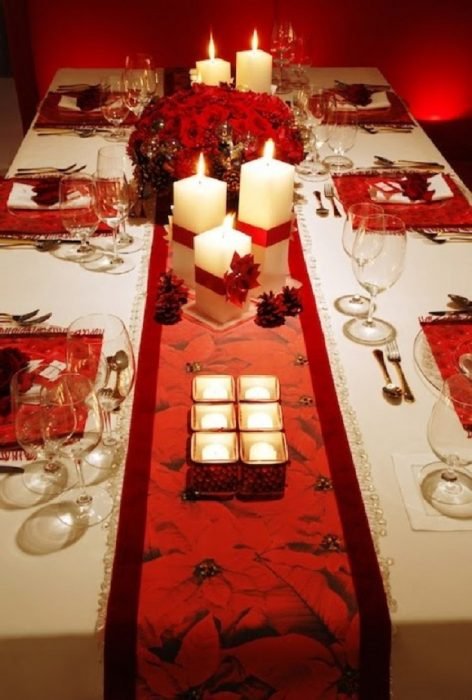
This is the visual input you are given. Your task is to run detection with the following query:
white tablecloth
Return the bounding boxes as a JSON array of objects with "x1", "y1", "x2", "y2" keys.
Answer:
[{"x1": 1, "y1": 67, "x2": 471, "y2": 700}]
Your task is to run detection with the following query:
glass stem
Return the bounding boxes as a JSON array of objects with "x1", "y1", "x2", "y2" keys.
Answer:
[
  {"x1": 111, "y1": 225, "x2": 120, "y2": 263},
  {"x1": 102, "y1": 408, "x2": 116, "y2": 446},
  {"x1": 364, "y1": 293, "x2": 376, "y2": 326},
  {"x1": 74, "y1": 457, "x2": 92, "y2": 507}
]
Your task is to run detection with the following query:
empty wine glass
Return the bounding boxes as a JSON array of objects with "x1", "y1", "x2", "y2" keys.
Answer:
[
  {"x1": 55, "y1": 174, "x2": 101, "y2": 263},
  {"x1": 100, "y1": 74, "x2": 129, "y2": 141},
  {"x1": 270, "y1": 21, "x2": 295, "y2": 94},
  {"x1": 11, "y1": 361, "x2": 73, "y2": 495},
  {"x1": 335, "y1": 202, "x2": 383, "y2": 316},
  {"x1": 344, "y1": 213, "x2": 406, "y2": 345},
  {"x1": 123, "y1": 53, "x2": 158, "y2": 117},
  {"x1": 66, "y1": 313, "x2": 135, "y2": 471},
  {"x1": 40, "y1": 373, "x2": 111, "y2": 527},
  {"x1": 297, "y1": 87, "x2": 333, "y2": 181},
  {"x1": 420, "y1": 373, "x2": 472, "y2": 517},
  {"x1": 323, "y1": 102, "x2": 358, "y2": 172}
]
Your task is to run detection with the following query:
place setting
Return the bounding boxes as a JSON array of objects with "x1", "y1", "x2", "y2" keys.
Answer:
[{"x1": 331, "y1": 79, "x2": 415, "y2": 129}]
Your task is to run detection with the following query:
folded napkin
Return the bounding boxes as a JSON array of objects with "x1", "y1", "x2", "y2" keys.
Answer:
[
  {"x1": 369, "y1": 173, "x2": 453, "y2": 204},
  {"x1": 58, "y1": 86, "x2": 102, "y2": 112},
  {"x1": 7, "y1": 181, "x2": 60, "y2": 210},
  {"x1": 338, "y1": 90, "x2": 390, "y2": 111}
]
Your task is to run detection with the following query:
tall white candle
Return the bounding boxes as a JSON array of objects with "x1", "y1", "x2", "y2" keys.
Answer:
[
  {"x1": 236, "y1": 30, "x2": 272, "y2": 93},
  {"x1": 196, "y1": 35, "x2": 231, "y2": 86},
  {"x1": 172, "y1": 153, "x2": 227, "y2": 286},
  {"x1": 238, "y1": 140, "x2": 294, "y2": 229},
  {"x1": 194, "y1": 214, "x2": 252, "y2": 324}
]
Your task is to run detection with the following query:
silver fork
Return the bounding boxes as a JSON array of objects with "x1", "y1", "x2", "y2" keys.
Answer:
[
  {"x1": 386, "y1": 340, "x2": 415, "y2": 402},
  {"x1": 323, "y1": 182, "x2": 342, "y2": 217}
]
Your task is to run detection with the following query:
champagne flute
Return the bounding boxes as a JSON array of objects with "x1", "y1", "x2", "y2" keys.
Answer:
[
  {"x1": 66, "y1": 313, "x2": 135, "y2": 470},
  {"x1": 297, "y1": 87, "x2": 333, "y2": 181},
  {"x1": 323, "y1": 102, "x2": 358, "y2": 172},
  {"x1": 100, "y1": 74, "x2": 130, "y2": 141},
  {"x1": 420, "y1": 373, "x2": 472, "y2": 517},
  {"x1": 56, "y1": 173, "x2": 101, "y2": 263},
  {"x1": 334, "y1": 202, "x2": 383, "y2": 316},
  {"x1": 11, "y1": 362, "x2": 72, "y2": 495},
  {"x1": 40, "y1": 373, "x2": 111, "y2": 527},
  {"x1": 344, "y1": 213, "x2": 406, "y2": 345}
]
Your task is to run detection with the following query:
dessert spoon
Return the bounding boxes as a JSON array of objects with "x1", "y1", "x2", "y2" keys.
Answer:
[{"x1": 373, "y1": 349, "x2": 402, "y2": 403}]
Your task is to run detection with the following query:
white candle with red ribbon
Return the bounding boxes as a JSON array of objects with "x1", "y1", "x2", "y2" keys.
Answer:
[
  {"x1": 236, "y1": 30, "x2": 272, "y2": 93},
  {"x1": 196, "y1": 35, "x2": 231, "y2": 86},
  {"x1": 172, "y1": 153, "x2": 227, "y2": 286}
]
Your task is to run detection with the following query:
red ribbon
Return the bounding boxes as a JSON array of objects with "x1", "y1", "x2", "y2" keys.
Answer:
[
  {"x1": 237, "y1": 219, "x2": 292, "y2": 247},
  {"x1": 172, "y1": 223, "x2": 196, "y2": 249},
  {"x1": 195, "y1": 266, "x2": 226, "y2": 296}
]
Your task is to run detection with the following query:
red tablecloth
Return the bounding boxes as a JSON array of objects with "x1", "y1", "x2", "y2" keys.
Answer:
[{"x1": 104, "y1": 227, "x2": 391, "y2": 699}]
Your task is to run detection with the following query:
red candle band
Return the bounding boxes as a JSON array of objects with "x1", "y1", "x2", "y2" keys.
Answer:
[
  {"x1": 237, "y1": 219, "x2": 292, "y2": 247},
  {"x1": 195, "y1": 266, "x2": 226, "y2": 296},
  {"x1": 173, "y1": 223, "x2": 196, "y2": 249}
]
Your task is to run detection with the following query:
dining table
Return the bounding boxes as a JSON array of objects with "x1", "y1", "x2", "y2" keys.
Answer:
[{"x1": 0, "y1": 65, "x2": 471, "y2": 700}]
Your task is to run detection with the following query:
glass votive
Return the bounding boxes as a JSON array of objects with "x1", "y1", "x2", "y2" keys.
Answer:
[
  {"x1": 186, "y1": 463, "x2": 239, "y2": 499},
  {"x1": 238, "y1": 431, "x2": 288, "y2": 498},
  {"x1": 191, "y1": 403, "x2": 236, "y2": 431},
  {"x1": 191, "y1": 431, "x2": 239, "y2": 463},
  {"x1": 238, "y1": 402, "x2": 283, "y2": 431},
  {"x1": 237, "y1": 375, "x2": 280, "y2": 402},
  {"x1": 192, "y1": 374, "x2": 235, "y2": 402}
]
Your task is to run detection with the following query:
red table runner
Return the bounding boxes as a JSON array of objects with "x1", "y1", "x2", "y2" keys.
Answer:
[
  {"x1": 104, "y1": 227, "x2": 391, "y2": 699},
  {"x1": 333, "y1": 173, "x2": 472, "y2": 231}
]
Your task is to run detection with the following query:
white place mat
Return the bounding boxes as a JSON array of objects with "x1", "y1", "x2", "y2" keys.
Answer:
[{"x1": 393, "y1": 452, "x2": 472, "y2": 531}]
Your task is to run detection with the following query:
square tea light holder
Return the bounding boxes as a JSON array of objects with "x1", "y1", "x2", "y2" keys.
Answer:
[
  {"x1": 237, "y1": 375, "x2": 280, "y2": 402},
  {"x1": 189, "y1": 431, "x2": 239, "y2": 499},
  {"x1": 191, "y1": 403, "x2": 236, "y2": 431},
  {"x1": 238, "y1": 431, "x2": 288, "y2": 499},
  {"x1": 238, "y1": 401, "x2": 283, "y2": 431},
  {"x1": 192, "y1": 374, "x2": 236, "y2": 402}
]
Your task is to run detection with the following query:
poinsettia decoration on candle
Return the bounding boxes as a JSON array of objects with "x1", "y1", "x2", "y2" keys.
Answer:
[
  {"x1": 154, "y1": 270, "x2": 189, "y2": 325},
  {"x1": 128, "y1": 84, "x2": 304, "y2": 198},
  {"x1": 223, "y1": 252, "x2": 260, "y2": 306},
  {"x1": 399, "y1": 173, "x2": 435, "y2": 202},
  {"x1": 0, "y1": 347, "x2": 30, "y2": 417}
]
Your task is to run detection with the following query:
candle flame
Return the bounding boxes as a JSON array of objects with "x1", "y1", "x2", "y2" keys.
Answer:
[
  {"x1": 263, "y1": 139, "x2": 275, "y2": 160},
  {"x1": 196, "y1": 153, "x2": 205, "y2": 177},
  {"x1": 208, "y1": 34, "x2": 215, "y2": 61},
  {"x1": 251, "y1": 29, "x2": 259, "y2": 51}
]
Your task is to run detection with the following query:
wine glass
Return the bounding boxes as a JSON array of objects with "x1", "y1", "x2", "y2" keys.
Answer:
[
  {"x1": 66, "y1": 313, "x2": 135, "y2": 471},
  {"x1": 297, "y1": 87, "x2": 333, "y2": 181},
  {"x1": 40, "y1": 373, "x2": 111, "y2": 527},
  {"x1": 344, "y1": 213, "x2": 406, "y2": 345},
  {"x1": 54, "y1": 174, "x2": 101, "y2": 263},
  {"x1": 123, "y1": 53, "x2": 158, "y2": 117},
  {"x1": 270, "y1": 21, "x2": 295, "y2": 94},
  {"x1": 334, "y1": 202, "x2": 383, "y2": 316},
  {"x1": 11, "y1": 362, "x2": 72, "y2": 496},
  {"x1": 420, "y1": 373, "x2": 472, "y2": 517},
  {"x1": 100, "y1": 74, "x2": 130, "y2": 141},
  {"x1": 323, "y1": 102, "x2": 358, "y2": 172}
]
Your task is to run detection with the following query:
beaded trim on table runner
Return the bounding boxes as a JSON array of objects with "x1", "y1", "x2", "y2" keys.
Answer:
[
  {"x1": 295, "y1": 202, "x2": 397, "y2": 614},
  {"x1": 94, "y1": 220, "x2": 155, "y2": 645}
]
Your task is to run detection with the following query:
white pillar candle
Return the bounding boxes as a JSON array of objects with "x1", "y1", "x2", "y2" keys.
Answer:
[
  {"x1": 236, "y1": 29, "x2": 272, "y2": 93},
  {"x1": 172, "y1": 153, "x2": 227, "y2": 286},
  {"x1": 194, "y1": 214, "x2": 252, "y2": 325},
  {"x1": 238, "y1": 139, "x2": 294, "y2": 229},
  {"x1": 196, "y1": 35, "x2": 231, "y2": 86}
]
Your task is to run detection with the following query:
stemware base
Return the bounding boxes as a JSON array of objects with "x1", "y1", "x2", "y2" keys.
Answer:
[
  {"x1": 297, "y1": 161, "x2": 329, "y2": 181},
  {"x1": 334, "y1": 294, "x2": 370, "y2": 317},
  {"x1": 51, "y1": 243, "x2": 102, "y2": 263},
  {"x1": 323, "y1": 154, "x2": 354, "y2": 172},
  {"x1": 57, "y1": 484, "x2": 113, "y2": 527},
  {"x1": 23, "y1": 458, "x2": 71, "y2": 496},
  {"x1": 420, "y1": 462, "x2": 472, "y2": 517},
  {"x1": 81, "y1": 254, "x2": 135, "y2": 275},
  {"x1": 344, "y1": 316, "x2": 395, "y2": 345},
  {"x1": 96, "y1": 234, "x2": 143, "y2": 254},
  {"x1": 85, "y1": 439, "x2": 125, "y2": 470}
]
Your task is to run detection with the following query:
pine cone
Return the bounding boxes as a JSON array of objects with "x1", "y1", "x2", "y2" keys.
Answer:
[
  {"x1": 279, "y1": 285, "x2": 303, "y2": 317},
  {"x1": 154, "y1": 270, "x2": 189, "y2": 324},
  {"x1": 255, "y1": 291, "x2": 286, "y2": 328},
  {"x1": 154, "y1": 296, "x2": 183, "y2": 325}
]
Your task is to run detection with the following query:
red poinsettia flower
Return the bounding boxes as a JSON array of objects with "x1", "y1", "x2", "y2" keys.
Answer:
[
  {"x1": 224, "y1": 252, "x2": 260, "y2": 307},
  {"x1": 400, "y1": 173, "x2": 434, "y2": 202}
]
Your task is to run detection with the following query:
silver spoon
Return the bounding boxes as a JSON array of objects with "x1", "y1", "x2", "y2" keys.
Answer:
[
  {"x1": 373, "y1": 349, "x2": 403, "y2": 403},
  {"x1": 109, "y1": 350, "x2": 129, "y2": 401},
  {"x1": 313, "y1": 190, "x2": 329, "y2": 217}
]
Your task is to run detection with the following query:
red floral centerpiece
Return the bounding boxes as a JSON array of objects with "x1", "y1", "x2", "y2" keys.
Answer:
[{"x1": 128, "y1": 84, "x2": 304, "y2": 201}]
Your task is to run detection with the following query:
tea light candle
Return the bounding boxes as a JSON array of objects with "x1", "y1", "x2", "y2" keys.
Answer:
[
  {"x1": 247, "y1": 411, "x2": 273, "y2": 429},
  {"x1": 236, "y1": 29, "x2": 272, "y2": 93},
  {"x1": 202, "y1": 384, "x2": 229, "y2": 401},
  {"x1": 193, "y1": 375, "x2": 235, "y2": 402},
  {"x1": 249, "y1": 441, "x2": 277, "y2": 461},
  {"x1": 196, "y1": 35, "x2": 231, "y2": 86},
  {"x1": 200, "y1": 412, "x2": 228, "y2": 430},
  {"x1": 238, "y1": 139, "x2": 294, "y2": 230},
  {"x1": 245, "y1": 386, "x2": 271, "y2": 401},
  {"x1": 202, "y1": 443, "x2": 230, "y2": 461}
]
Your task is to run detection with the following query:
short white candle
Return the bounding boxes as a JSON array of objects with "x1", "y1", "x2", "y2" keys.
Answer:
[
  {"x1": 249, "y1": 441, "x2": 277, "y2": 461},
  {"x1": 194, "y1": 214, "x2": 252, "y2": 324},
  {"x1": 202, "y1": 443, "x2": 230, "y2": 461},
  {"x1": 244, "y1": 386, "x2": 271, "y2": 400},
  {"x1": 196, "y1": 35, "x2": 231, "y2": 86},
  {"x1": 173, "y1": 154, "x2": 227, "y2": 234},
  {"x1": 247, "y1": 411, "x2": 273, "y2": 429},
  {"x1": 238, "y1": 139, "x2": 294, "y2": 230},
  {"x1": 202, "y1": 383, "x2": 229, "y2": 400},
  {"x1": 200, "y1": 412, "x2": 228, "y2": 430},
  {"x1": 236, "y1": 29, "x2": 272, "y2": 93}
]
